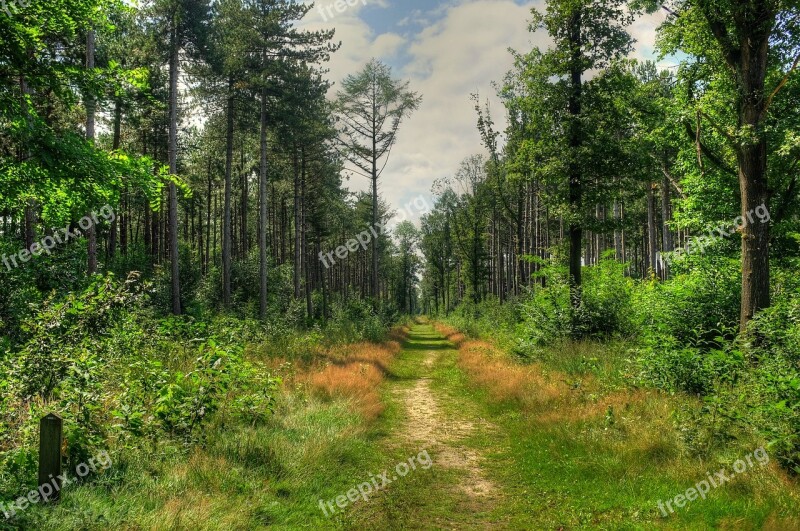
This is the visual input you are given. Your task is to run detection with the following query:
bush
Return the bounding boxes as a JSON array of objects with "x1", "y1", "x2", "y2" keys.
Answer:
[
  {"x1": 739, "y1": 277, "x2": 800, "y2": 474},
  {"x1": 633, "y1": 256, "x2": 741, "y2": 348},
  {"x1": 514, "y1": 257, "x2": 634, "y2": 354}
]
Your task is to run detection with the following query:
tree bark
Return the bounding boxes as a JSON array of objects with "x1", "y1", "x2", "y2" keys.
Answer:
[
  {"x1": 661, "y1": 170, "x2": 673, "y2": 278},
  {"x1": 698, "y1": 0, "x2": 773, "y2": 330},
  {"x1": 647, "y1": 182, "x2": 658, "y2": 276},
  {"x1": 168, "y1": 20, "x2": 181, "y2": 314},
  {"x1": 86, "y1": 29, "x2": 98, "y2": 276},
  {"x1": 371, "y1": 105, "x2": 380, "y2": 300},
  {"x1": 293, "y1": 146, "x2": 301, "y2": 300},
  {"x1": 222, "y1": 76, "x2": 235, "y2": 306},
  {"x1": 737, "y1": 37, "x2": 771, "y2": 330},
  {"x1": 259, "y1": 86, "x2": 269, "y2": 319},
  {"x1": 568, "y1": 7, "x2": 583, "y2": 314},
  {"x1": 109, "y1": 97, "x2": 122, "y2": 261}
]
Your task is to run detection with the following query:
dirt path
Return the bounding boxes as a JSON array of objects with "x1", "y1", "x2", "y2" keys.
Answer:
[
  {"x1": 364, "y1": 323, "x2": 505, "y2": 529},
  {"x1": 395, "y1": 348, "x2": 497, "y2": 501}
]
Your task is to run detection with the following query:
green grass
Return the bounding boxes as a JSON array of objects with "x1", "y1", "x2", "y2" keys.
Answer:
[
  {"x1": 424, "y1": 324, "x2": 800, "y2": 529},
  {"x1": 17, "y1": 392, "x2": 387, "y2": 530},
  {"x1": 11, "y1": 323, "x2": 800, "y2": 529}
]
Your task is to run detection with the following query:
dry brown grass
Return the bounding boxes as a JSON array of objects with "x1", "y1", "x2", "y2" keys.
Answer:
[
  {"x1": 433, "y1": 322, "x2": 467, "y2": 348},
  {"x1": 456, "y1": 338, "x2": 570, "y2": 411},
  {"x1": 439, "y1": 323, "x2": 652, "y2": 429},
  {"x1": 441, "y1": 322, "x2": 724, "y2": 481},
  {"x1": 305, "y1": 326, "x2": 407, "y2": 421}
]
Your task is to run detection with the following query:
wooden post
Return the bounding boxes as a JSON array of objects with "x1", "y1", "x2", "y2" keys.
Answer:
[{"x1": 38, "y1": 413, "x2": 63, "y2": 503}]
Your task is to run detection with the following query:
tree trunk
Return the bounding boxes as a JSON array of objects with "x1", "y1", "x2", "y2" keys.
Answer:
[
  {"x1": 371, "y1": 124, "x2": 379, "y2": 300},
  {"x1": 86, "y1": 29, "x2": 97, "y2": 276},
  {"x1": 661, "y1": 170, "x2": 673, "y2": 278},
  {"x1": 568, "y1": 7, "x2": 583, "y2": 314},
  {"x1": 647, "y1": 182, "x2": 658, "y2": 276},
  {"x1": 614, "y1": 199, "x2": 623, "y2": 262},
  {"x1": 699, "y1": 3, "x2": 773, "y2": 330},
  {"x1": 259, "y1": 86, "x2": 269, "y2": 319},
  {"x1": 293, "y1": 146, "x2": 301, "y2": 300},
  {"x1": 109, "y1": 97, "x2": 122, "y2": 261},
  {"x1": 240, "y1": 140, "x2": 248, "y2": 257},
  {"x1": 737, "y1": 43, "x2": 771, "y2": 331},
  {"x1": 222, "y1": 76, "x2": 235, "y2": 306},
  {"x1": 302, "y1": 148, "x2": 312, "y2": 319},
  {"x1": 168, "y1": 21, "x2": 181, "y2": 315}
]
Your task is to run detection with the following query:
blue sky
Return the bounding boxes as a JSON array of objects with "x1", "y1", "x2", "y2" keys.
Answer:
[{"x1": 301, "y1": 0, "x2": 667, "y2": 224}]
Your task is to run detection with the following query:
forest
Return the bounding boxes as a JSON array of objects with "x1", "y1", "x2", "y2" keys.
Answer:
[{"x1": 1, "y1": 0, "x2": 799, "y2": 529}]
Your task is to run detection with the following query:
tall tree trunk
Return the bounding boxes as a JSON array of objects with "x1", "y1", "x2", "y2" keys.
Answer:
[
  {"x1": 568, "y1": 7, "x2": 583, "y2": 315},
  {"x1": 661, "y1": 169, "x2": 673, "y2": 279},
  {"x1": 144, "y1": 201, "x2": 151, "y2": 256},
  {"x1": 371, "y1": 134, "x2": 379, "y2": 299},
  {"x1": 293, "y1": 146, "x2": 301, "y2": 299},
  {"x1": 647, "y1": 182, "x2": 658, "y2": 276},
  {"x1": 86, "y1": 29, "x2": 98, "y2": 276},
  {"x1": 240, "y1": 141, "x2": 248, "y2": 257},
  {"x1": 109, "y1": 97, "x2": 122, "y2": 261},
  {"x1": 168, "y1": 21, "x2": 181, "y2": 315},
  {"x1": 259, "y1": 86, "x2": 269, "y2": 319},
  {"x1": 222, "y1": 77, "x2": 234, "y2": 306},
  {"x1": 302, "y1": 148, "x2": 312, "y2": 319},
  {"x1": 205, "y1": 162, "x2": 212, "y2": 274},
  {"x1": 699, "y1": 3, "x2": 773, "y2": 329},
  {"x1": 614, "y1": 199, "x2": 623, "y2": 262},
  {"x1": 737, "y1": 42, "x2": 771, "y2": 330}
]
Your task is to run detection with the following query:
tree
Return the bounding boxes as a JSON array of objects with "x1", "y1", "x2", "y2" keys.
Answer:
[
  {"x1": 149, "y1": 0, "x2": 211, "y2": 313},
  {"x1": 530, "y1": 0, "x2": 633, "y2": 315},
  {"x1": 643, "y1": 0, "x2": 800, "y2": 330},
  {"x1": 434, "y1": 156, "x2": 490, "y2": 304},
  {"x1": 334, "y1": 59, "x2": 421, "y2": 299},
  {"x1": 240, "y1": 0, "x2": 337, "y2": 318},
  {"x1": 392, "y1": 221, "x2": 420, "y2": 314}
]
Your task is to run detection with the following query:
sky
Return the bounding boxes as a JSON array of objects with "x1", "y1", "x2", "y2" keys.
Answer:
[{"x1": 299, "y1": 0, "x2": 670, "y2": 224}]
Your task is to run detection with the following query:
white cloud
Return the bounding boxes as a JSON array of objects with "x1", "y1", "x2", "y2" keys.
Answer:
[{"x1": 303, "y1": 0, "x2": 662, "y2": 223}]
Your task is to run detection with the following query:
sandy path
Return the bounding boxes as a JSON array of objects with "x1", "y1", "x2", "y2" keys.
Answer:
[{"x1": 393, "y1": 349, "x2": 498, "y2": 503}]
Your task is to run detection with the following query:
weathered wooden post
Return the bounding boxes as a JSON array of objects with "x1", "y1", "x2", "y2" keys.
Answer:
[{"x1": 38, "y1": 413, "x2": 63, "y2": 503}]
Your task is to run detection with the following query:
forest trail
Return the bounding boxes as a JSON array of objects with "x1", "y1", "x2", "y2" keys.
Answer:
[
  {"x1": 392, "y1": 329, "x2": 498, "y2": 502},
  {"x1": 350, "y1": 323, "x2": 509, "y2": 529}
]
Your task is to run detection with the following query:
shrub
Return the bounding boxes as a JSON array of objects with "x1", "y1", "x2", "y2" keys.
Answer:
[{"x1": 633, "y1": 256, "x2": 741, "y2": 348}]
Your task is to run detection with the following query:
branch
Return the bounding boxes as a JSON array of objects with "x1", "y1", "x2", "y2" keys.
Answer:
[
  {"x1": 696, "y1": 1, "x2": 740, "y2": 70},
  {"x1": 684, "y1": 120, "x2": 737, "y2": 177},
  {"x1": 660, "y1": 166, "x2": 687, "y2": 199},
  {"x1": 699, "y1": 110, "x2": 736, "y2": 145},
  {"x1": 763, "y1": 50, "x2": 800, "y2": 117}
]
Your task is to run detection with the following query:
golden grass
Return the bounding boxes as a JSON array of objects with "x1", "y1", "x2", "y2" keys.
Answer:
[
  {"x1": 305, "y1": 326, "x2": 407, "y2": 421},
  {"x1": 433, "y1": 322, "x2": 467, "y2": 348},
  {"x1": 455, "y1": 338, "x2": 569, "y2": 412},
  {"x1": 439, "y1": 320, "x2": 800, "y2": 515}
]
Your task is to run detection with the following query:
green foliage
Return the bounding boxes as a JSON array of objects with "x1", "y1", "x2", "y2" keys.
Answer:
[
  {"x1": 153, "y1": 340, "x2": 238, "y2": 443},
  {"x1": 515, "y1": 258, "x2": 634, "y2": 353},
  {"x1": 325, "y1": 298, "x2": 393, "y2": 344},
  {"x1": 7, "y1": 273, "x2": 145, "y2": 399},
  {"x1": 634, "y1": 257, "x2": 741, "y2": 348}
]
